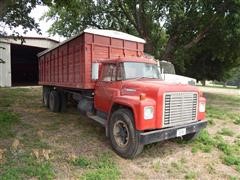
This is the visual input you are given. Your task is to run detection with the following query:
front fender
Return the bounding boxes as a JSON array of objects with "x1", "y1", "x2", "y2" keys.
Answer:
[{"x1": 109, "y1": 96, "x2": 157, "y2": 131}]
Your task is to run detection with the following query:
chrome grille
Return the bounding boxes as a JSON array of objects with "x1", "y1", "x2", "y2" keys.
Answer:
[{"x1": 163, "y1": 92, "x2": 197, "y2": 127}]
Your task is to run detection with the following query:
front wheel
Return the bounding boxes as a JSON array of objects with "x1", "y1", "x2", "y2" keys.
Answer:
[{"x1": 109, "y1": 109, "x2": 144, "y2": 159}]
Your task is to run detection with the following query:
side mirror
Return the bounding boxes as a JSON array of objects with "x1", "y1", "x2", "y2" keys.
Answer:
[{"x1": 92, "y1": 63, "x2": 99, "y2": 80}]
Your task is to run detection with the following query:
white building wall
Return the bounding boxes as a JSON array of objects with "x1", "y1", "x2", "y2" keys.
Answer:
[
  {"x1": 0, "y1": 42, "x2": 11, "y2": 87},
  {"x1": 0, "y1": 38, "x2": 57, "y2": 49}
]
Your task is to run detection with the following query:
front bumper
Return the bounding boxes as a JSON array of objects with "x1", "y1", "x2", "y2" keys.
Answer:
[{"x1": 139, "y1": 120, "x2": 207, "y2": 145}]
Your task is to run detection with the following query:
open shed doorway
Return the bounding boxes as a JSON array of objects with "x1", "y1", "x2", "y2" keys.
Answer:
[{"x1": 11, "y1": 44, "x2": 45, "y2": 86}]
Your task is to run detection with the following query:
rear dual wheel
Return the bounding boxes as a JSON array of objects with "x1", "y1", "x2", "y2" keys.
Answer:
[
  {"x1": 49, "y1": 90, "x2": 60, "y2": 112},
  {"x1": 43, "y1": 86, "x2": 50, "y2": 107},
  {"x1": 42, "y1": 87, "x2": 67, "y2": 112}
]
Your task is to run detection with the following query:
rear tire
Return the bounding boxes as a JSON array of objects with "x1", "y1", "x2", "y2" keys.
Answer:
[
  {"x1": 43, "y1": 86, "x2": 50, "y2": 107},
  {"x1": 59, "y1": 91, "x2": 67, "y2": 112},
  {"x1": 109, "y1": 109, "x2": 144, "y2": 159},
  {"x1": 49, "y1": 90, "x2": 60, "y2": 112}
]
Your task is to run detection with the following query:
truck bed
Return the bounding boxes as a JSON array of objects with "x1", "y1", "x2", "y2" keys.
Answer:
[{"x1": 38, "y1": 29, "x2": 145, "y2": 89}]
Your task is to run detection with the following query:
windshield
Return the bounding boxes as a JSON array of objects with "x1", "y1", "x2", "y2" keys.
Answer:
[
  {"x1": 159, "y1": 61, "x2": 175, "y2": 74},
  {"x1": 121, "y1": 62, "x2": 161, "y2": 80}
]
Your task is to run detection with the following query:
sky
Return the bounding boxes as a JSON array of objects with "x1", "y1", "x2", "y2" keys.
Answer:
[{"x1": 10, "y1": 5, "x2": 65, "y2": 42}]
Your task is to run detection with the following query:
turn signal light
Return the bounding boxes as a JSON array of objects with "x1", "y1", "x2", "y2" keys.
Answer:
[
  {"x1": 199, "y1": 91, "x2": 204, "y2": 97},
  {"x1": 140, "y1": 93, "x2": 146, "y2": 100}
]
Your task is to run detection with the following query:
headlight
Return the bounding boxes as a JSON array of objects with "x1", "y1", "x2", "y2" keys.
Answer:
[
  {"x1": 199, "y1": 102, "x2": 206, "y2": 112},
  {"x1": 144, "y1": 106, "x2": 154, "y2": 120}
]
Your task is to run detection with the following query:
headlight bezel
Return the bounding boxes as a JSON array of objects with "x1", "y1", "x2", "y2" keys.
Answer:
[
  {"x1": 144, "y1": 106, "x2": 154, "y2": 120},
  {"x1": 199, "y1": 102, "x2": 206, "y2": 112}
]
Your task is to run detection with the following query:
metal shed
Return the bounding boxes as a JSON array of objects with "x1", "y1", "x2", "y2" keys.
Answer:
[{"x1": 0, "y1": 37, "x2": 58, "y2": 87}]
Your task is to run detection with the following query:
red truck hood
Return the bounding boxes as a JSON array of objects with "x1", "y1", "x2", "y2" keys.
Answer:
[{"x1": 121, "y1": 79, "x2": 199, "y2": 97}]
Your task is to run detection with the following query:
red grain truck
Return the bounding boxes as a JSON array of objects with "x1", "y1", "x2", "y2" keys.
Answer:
[{"x1": 38, "y1": 29, "x2": 207, "y2": 158}]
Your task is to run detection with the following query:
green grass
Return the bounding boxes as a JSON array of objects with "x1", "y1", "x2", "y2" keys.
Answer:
[
  {"x1": 191, "y1": 130, "x2": 216, "y2": 153},
  {"x1": 233, "y1": 116, "x2": 240, "y2": 125},
  {"x1": 218, "y1": 128, "x2": 235, "y2": 137},
  {"x1": 0, "y1": 151, "x2": 54, "y2": 180},
  {"x1": 71, "y1": 156, "x2": 91, "y2": 168},
  {"x1": 72, "y1": 153, "x2": 120, "y2": 180},
  {"x1": 0, "y1": 111, "x2": 19, "y2": 138},
  {"x1": 206, "y1": 106, "x2": 239, "y2": 121},
  {"x1": 191, "y1": 130, "x2": 240, "y2": 172}
]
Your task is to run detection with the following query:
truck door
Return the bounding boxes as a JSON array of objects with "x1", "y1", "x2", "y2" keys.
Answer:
[{"x1": 94, "y1": 63, "x2": 121, "y2": 113}]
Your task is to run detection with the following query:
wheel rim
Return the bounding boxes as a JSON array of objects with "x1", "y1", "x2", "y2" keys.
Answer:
[{"x1": 113, "y1": 120, "x2": 129, "y2": 148}]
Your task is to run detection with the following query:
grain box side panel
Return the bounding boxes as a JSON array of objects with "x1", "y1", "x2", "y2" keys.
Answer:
[
  {"x1": 58, "y1": 45, "x2": 64, "y2": 83},
  {"x1": 111, "y1": 38, "x2": 124, "y2": 58},
  {"x1": 124, "y1": 41, "x2": 138, "y2": 57},
  {"x1": 73, "y1": 37, "x2": 81, "y2": 86},
  {"x1": 68, "y1": 41, "x2": 74, "y2": 84}
]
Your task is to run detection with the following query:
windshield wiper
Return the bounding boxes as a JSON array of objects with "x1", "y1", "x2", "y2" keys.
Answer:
[{"x1": 127, "y1": 77, "x2": 159, "y2": 80}]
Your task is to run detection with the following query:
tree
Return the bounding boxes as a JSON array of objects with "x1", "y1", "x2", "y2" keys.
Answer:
[
  {"x1": 2, "y1": 0, "x2": 240, "y2": 82},
  {"x1": 42, "y1": 0, "x2": 240, "y2": 82},
  {"x1": 0, "y1": 0, "x2": 45, "y2": 38}
]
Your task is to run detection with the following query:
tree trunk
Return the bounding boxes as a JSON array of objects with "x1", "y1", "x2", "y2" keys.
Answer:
[
  {"x1": 144, "y1": 40, "x2": 154, "y2": 55},
  {"x1": 160, "y1": 36, "x2": 177, "y2": 62},
  {"x1": 201, "y1": 80, "x2": 206, "y2": 86}
]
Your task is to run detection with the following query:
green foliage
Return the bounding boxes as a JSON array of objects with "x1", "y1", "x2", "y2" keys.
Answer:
[{"x1": 0, "y1": 0, "x2": 43, "y2": 37}]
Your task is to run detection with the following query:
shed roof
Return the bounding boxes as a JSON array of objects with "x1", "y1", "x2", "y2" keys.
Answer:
[{"x1": 0, "y1": 36, "x2": 59, "y2": 49}]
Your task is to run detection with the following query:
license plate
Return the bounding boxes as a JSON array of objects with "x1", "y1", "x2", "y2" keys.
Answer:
[{"x1": 176, "y1": 128, "x2": 186, "y2": 137}]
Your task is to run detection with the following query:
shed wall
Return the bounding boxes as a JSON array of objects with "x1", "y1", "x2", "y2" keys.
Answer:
[{"x1": 0, "y1": 42, "x2": 11, "y2": 87}]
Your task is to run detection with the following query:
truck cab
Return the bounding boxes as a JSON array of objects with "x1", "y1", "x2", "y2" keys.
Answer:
[{"x1": 92, "y1": 57, "x2": 207, "y2": 158}]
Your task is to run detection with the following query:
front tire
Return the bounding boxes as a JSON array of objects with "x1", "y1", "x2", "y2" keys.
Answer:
[{"x1": 109, "y1": 109, "x2": 144, "y2": 159}]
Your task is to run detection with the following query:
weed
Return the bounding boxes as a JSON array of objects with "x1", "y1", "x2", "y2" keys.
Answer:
[
  {"x1": 207, "y1": 163, "x2": 215, "y2": 174},
  {"x1": 229, "y1": 176, "x2": 238, "y2": 180},
  {"x1": 223, "y1": 155, "x2": 240, "y2": 172},
  {"x1": 207, "y1": 118, "x2": 215, "y2": 125},
  {"x1": 81, "y1": 153, "x2": 120, "y2": 180},
  {"x1": 72, "y1": 156, "x2": 91, "y2": 168},
  {"x1": 233, "y1": 116, "x2": 240, "y2": 125},
  {"x1": 216, "y1": 142, "x2": 232, "y2": 155},
  {"x1": 191, "y1": 130, "x2": 215, "y2": 153},
  {"x1": 185, "y1": 171, "x2": 197, "y2": 179},
  {"x1": 153, "y1": 161, "x2": 161, "y2": 172},
  {"x1": 218, "y1": 128, "x2": 235, "y2": 137}
]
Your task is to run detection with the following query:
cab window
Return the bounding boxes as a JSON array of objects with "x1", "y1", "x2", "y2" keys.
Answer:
[{"x1": 101, "y1": 64, "x2": 116, "y2": 82}]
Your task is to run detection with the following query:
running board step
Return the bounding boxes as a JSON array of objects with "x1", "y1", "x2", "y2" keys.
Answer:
[{"x1": 87, "y1": 113, "x2": 105, "y2": 126}]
